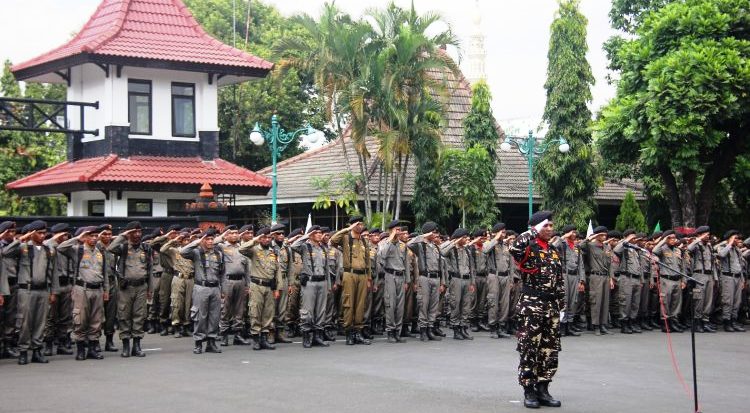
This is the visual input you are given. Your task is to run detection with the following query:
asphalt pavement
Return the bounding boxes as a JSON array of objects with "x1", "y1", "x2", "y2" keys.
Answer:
[{"x1": 1, "y1": 327, "x2": 748, "y2": 413}]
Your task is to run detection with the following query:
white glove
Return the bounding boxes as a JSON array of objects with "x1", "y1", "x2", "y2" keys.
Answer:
[{"x1": 533, "y1": 219, "x2": 549, "y2": 233}]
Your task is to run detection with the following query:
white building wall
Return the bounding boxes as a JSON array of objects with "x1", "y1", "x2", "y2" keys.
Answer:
[{"x1": 68, "y1": 190, "x2": 195, "y2": 217}]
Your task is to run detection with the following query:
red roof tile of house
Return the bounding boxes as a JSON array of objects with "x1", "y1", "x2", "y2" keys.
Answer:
[
  {"x1": 12, "y1": 0, "x2": 273, "y2": 77},
  {"x1": 6, "y1": 155, "x2": 271, "y2": 195}
]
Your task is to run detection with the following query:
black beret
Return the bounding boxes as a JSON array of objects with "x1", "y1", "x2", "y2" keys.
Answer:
[
  {"x1": 491, "y1": 223, "x2": 506, "y2": 233},
  {"x1": 26, "y1": 220, "x2": 47, "y2": 232},
  {"x1": 369, "y1": 228, "x2": 382, "y2": 234},
  {"x1": 95, "y1": 224, "x2": 110, "y2": 233},
  {"x1": 348, "y1": 216, "x2": 364, "y2": 224},
  {"x1": 593, "y1": 226, "x2": 608, "y2": 235},
  {"x1": 256, "y1": 227, "x2": 271, "y2": 236},
  {"x1": 529, "y1": 210, "x2": 553, "y2": 227},
  {"x1": 472, "y1": 229, "x2": 486, "y2": 238},
  {"x1": 0, "y1": 221, "x2": 16, "y2": 232},
  {"x1": 635, "y1": 232, "x2": 647, "y2": 239},
  {"x1": 560, "y1": 225, "x2": 576, "y2": 235},
  {"x1": 203, "y1": 228, "x2": 218, "y2": 237},
  {"x1": 74, "y1": 226, "x2": 98, "y2": 236},
  {"x1": 50, "y1": 223, "x2": 70, "y2": 233},
  {"x1": 506, "y1": 230, "x2": 517, "y2": 236},
  {"x1": 723, "y1": 229, "x2": 740, "y2": 240},
  {"x1": 422, "y1": 221, "x2": 438, "y2": 234},
  {"x1": 387, "y1": 220, "x2": 400, "y2": 230},
  {"x1": 167, "y1": 224, "x2": 183, "y2": 232},
  {"x1": 124, "y1": 221, "x2": 142, "y2": 231},
  {"x1": 141, "y1": 234, "x2": 155, "y2": 242},
  {"x1": 694, "y1": 226, "x2": 710, "y2": 235},
  {"x1": 608, "y1": 230, "x2": 622, "y2": 239},
  {"x1": 320, "y1": 226, "x2": 331, "y2": 233},
  {"x1": 744, "y1": 237, "x2": 750, "y2": 247},
  {"x1": 240, "y1": 224, "x2": 254, "y2": 233},
  {"x1": 288, "y1": 228, "x2": 304, "y2": 238},
  {"x1": 409, "y1": 232, "x2": 419, "y2": 238},
  {"x1": 662, "y1": 230, "x2": 675, "y2": 238},
  {"x1": 622, "y1": 229, "x2": 636, "y2": 237},
  {"x1": 451, "y1": 228, "x2": 469, "y2": 239},
  {"x1": 306, "y1": 225, "x2": 321, "y2": 234},
  {"x1": 223, "y1": 225, "x2": 237, "y2": 231},
  {"x1": 149, "y1": 228, "x2": 162, "y2": 238},
  {"x1": 270, "y1": 224, "x2": 286, "y2": 234}
]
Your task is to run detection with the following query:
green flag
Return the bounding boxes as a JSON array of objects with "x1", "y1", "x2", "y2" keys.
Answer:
[{"x1": 653, "y1": 221, "x2": 661, "y2": 234}]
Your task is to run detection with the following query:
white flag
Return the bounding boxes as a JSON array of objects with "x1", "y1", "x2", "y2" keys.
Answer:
[
  {"x1": 586, "y1": 219, "x2": 594, "y2": 238},
  {"x1": 305, "y1": 213, "x2": 312, "y2": 233}
]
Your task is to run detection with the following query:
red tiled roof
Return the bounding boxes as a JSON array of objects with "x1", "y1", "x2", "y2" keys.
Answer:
[
  {"x1": 6, "y1": 155, "x2": 271, "y2": 193},
  {"x1": 12, "y1": 0, "x2": 273, "y2": 74}
]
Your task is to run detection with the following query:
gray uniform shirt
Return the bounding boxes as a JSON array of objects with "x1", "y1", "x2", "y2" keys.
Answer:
[
  {"x1": 290, "y1": 236, "x2": 329, "y2": 278},
  {"x1": 613, "y1": 240, "x2": 643, "y2": 276},
  {"x1": 45, "y1": 238, "x2": 74, "y2": 284},
  {"x1": 406, "y1": 235, "x2": 444, "y2": 283},
  {"x1": 2, "y1": 240, "x2": 59, "y2": 291},
  {"x1": 468, "y1": 245, "x2": 487, "y2": 275},
  {"x1": 551, "y1": 239, "x2": 585, "y2": 278},
  {"x1": 180, "y1": 239, "x2": 226, "y2": 287},
  {"x1": 580, "y1": 239, "x2": 614, "y2": 277},
  {"x1": 377, "y1": 240, "x2": 411, "y2": 283},
  {"x1": 439, "y1": 241, "x2": 474, "y2": 282},
  {"x1": 484, "y1": 239, "x2": 515, "y2": 275},
  {"x1": 653, "y1": 242, "x2": 685, "y2": 276},
  {"x1": 716, "y1": 243, "x2": 744, "y2": 274},
  {"x1": 107, "y1": 235, "x2": 152, "y2": 282},
  {"x1": 219, "y1": 241, "x2": 251, "y2": 284},
  {"x1": 58, "y1": 239, "x2": 109, "y2": 289}
]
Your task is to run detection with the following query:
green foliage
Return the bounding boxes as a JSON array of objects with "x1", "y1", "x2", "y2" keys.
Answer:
[
  {"x1": 310, "y1": 173, "x2": 361, "y2": 216},
  {"x1": 615, "y1": 190, "x2": 647, "y2": 232},
  {"x1": 0, "y1": 60, "x2": 66, "y2": 216},
  {"x1": 609, "y1": 0, "x2": 672, "y2": 33},
  {"x1": 463, "y1": 80, "x2": 499, "y2": 163},
  {"x1": 596, "y1": 0, "x2": 750, "y2": 227},
  {"x1": 536, "y1": 0, "x2": 598, "y2": 229},
  {"x1": 439, "y1": 145, "x2": 497, "y2": 229},
  {"x1": 184, "y1": 0, "x2": 329, "y2": 172}
]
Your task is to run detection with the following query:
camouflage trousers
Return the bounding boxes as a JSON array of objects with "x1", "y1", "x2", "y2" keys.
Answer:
[{"x1": 516, "y1": 297, "x2": 561, "y2": 387}]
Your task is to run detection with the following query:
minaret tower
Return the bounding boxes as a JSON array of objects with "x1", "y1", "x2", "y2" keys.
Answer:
[{"x1": 466, "y1": 0, "x2": 487, "y2": 84}]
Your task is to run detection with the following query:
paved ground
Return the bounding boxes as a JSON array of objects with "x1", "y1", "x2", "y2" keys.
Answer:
[{"x1": 1, "y1": 328, "x2": 747, "y2": 413}]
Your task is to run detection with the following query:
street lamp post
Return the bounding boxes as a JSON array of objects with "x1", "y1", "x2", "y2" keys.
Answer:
[
  {"x1": 500, "y1": 130, "x2": 570, "y2": 221},
  {"x1": 250, "y1": 114, "x2": 323, "y2": 224}
]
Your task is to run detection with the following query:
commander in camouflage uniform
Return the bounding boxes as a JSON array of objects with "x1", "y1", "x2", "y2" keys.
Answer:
[{"x1": 509, "y1": 211, "x2": 564, "y2": 409}]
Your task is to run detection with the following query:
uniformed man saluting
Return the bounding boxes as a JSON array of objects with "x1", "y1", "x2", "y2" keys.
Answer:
[
  {"x1": 240, "y1": 227, "x2": 282, "y2": 350},
  {"x1": 57, "y1": 226, "x2": 110, "y2": 360},
  {"x1": 378, "y1": 220, "x2": 411, "y2": 343},
  {"x1": 509, "y1": 211, "x2": 564, "y2": 409}
]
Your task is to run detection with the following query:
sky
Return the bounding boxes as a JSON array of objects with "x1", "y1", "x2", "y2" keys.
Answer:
[{"x1": 0, "y1": 0, "x2": 619, "y2": 131}]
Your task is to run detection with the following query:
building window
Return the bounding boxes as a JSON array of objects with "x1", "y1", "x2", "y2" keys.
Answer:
[
  {"x1": 171, "y1": 83, "x2": 196, "y2": 137},
  {"x1": 128, "y1": 80, "x2": 152, "y2": 135},
  {"x1": 167, "y1": 199, "x2": 189, "y2": 216},
  {"x1": 88, "y1": 200, "x2": 105, "y2": 217},
  {"x1": 127, "y1": 199, "x2": 153, "y2": 217}
]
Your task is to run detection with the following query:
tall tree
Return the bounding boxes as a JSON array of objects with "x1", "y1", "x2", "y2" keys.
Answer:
[
  {"x1": 536, "y1": 0, "x2": 598, "y2": 229},
  {"x1": 615, "y1": 190, "x2": 648, "y2": 232},
  {"x1": 439, "y1": 145, "x2": 496, "y2": 229},
  {"x1": 597, "y1": 0, "x2": 750, "y2": 228}
]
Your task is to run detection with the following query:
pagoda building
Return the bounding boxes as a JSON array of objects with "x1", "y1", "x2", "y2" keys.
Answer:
[{"x1": 6, "y1": 0, "x2": 272, "y2": 217}]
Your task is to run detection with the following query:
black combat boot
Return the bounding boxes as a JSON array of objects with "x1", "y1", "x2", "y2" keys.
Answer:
[
  {"x1": 400, "y1": 324, "x2": 414, "y2": 338},
  {"x1": 174, "y1": 325, "x2": 183, "y2": 338},
  {"x1": 702, "y1": 320, "x2": 716, "y2": 333},
  {"x1": 43, "y1": 339, "x2": 54, "y2": 357},
  {"x1": 275, "y1": 328, "x2": 293, "y2": 344},
  {"x1": 31, "y1": 349, "x2": 48, "y2": 363},
  {"x1": 621, "y1": 319, "x2": 633, "y2": 334},
  {"x1": 354, "y1": 330, "x2": 371, "y2": 345},
  {"x1": 631, "y1": 319, "x2": 642, "y2": 333},
  {"x1": 599, "y1": 325, "x2": 609, "y2": 335},
  {"x1": 87, "y1": 340, "x2": 104, "y2": 360},
  {"x1": 669, "y1": 319, "x2": 683, "y2": 333},
  {"x1": 131, "y1": 338, "x2": 146, "y2": 357},
  {"x1": 432, "y1": 322, "x2": 446, "y2": 337},
  {"x1": 419, "y1": 327, "x2": 428, "y2": 342},
  {"x1": 205, "y1": 338, "x2": 222, "y2": 353},
  {"x1": 18, "y1": 351, "x2": 29, "y2": 365},
  {"x1": 478, "y1": 321, "x2": 490, "y2": 331},
  {"x1": 523, "y1": 385, "x2": 540, "y2": 409},
  {"x1": 461, "y1": 326, "x2": 474, "y2": 340},
  {"x1": 302, "y1": 331, "x2": 312, "y2": 348},
  {"x1": 145, "y1": 320, "x2": 156, "y2": 334},
  {"x1": 193, "y1": 340, "x2": 203, "y2": 354},
  {"x1": 312, "y1": 331, "x2": 329, "y2": 347},
  {"x1": 105, "y1": 334, "x2": 118, "y2": 352},
  {"x1": 649, "y1": 315, "x2": 661, "y2": 329},
  {"x1": 361, "y1": 327, "x2": 374, "y2": 340},
  {"x1": 387, "y1": 330, "x2": 397, "y2": 343},
  {"x1": 287, "y1": 323, "x2": 299, "y2": 338},
  {"x1": 234, "y1": 334, "x2": 251, "y2": 345},
  {"x1": 160, "y1": 322, "x2": 171, "y2": 336},
  {"x1": 731, "y1": 318, "x2": 746, "y2": 332},
  {"x1": 426, "y1": 326, "x2": 439, "y2": 341},
  {"x1": 75, "y1": 341, "x2": 87, "y2": 360},
  {"x1": 58, "y1": 337, "x2": 74, "y2": 355},
  {"x1": 453, "y1": 327, "x2": 465, "y2": 340},
  {"x1": 471, "y1": 321, "x2": 481, "y2": 333},
  {"x1": 220, "y1": 334, "x2": 230, "y2": 346},
  {"x1": 120, "y1": 339, "x2": 131, "y2": 358},
  {"x1": 639, "y1": 317, "x2": 652, "y2": 331},
  {"x1": 692, "y1": 319, "x2": 704, "y2": 333},
  {"x1": 536, "y1": 382, "x2": 562, "y2": 407},
  {"x1": 323, "y1": 328, "x2": 337, "y2": 342},
  {"x1": 497, "y1": 323, "x2": 510, "y2": 338},
  {"x1": 252, "y1": 335, "x2": 262, "y2": 350},
  {"x1": 564, "y1": 323, "x2": 581, "y2": 337},
  {"x1": 394, "y1": 329, "x2": 406, "y2": 343},
  {"x1": 260, "y1": 333, "x2": 276, "y2": 350},
  {"x1": 723, "y1": 319, "x2": 734, "y2": 332},
  {"x1": 346, "y1": 330, "x2": 356, "y2": 345}
]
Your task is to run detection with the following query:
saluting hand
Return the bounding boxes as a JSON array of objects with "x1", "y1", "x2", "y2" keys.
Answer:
[
  {"x1": 469, "y1": 283, "x2": 476, "y2": 293},
  {"x1": 49, "y1": 294, "x2": 57, "y2": 304},
  {"x1": 273, "y1": 290, "x2": 280, "y2": 300},
  {"x1": 103, "y1": 292, "x2": 110, "y2": 302}
]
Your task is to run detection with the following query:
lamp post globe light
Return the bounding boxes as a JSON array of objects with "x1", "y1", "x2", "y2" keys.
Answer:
[
  {"x1": 500, "y1": 129, "x2": 570, "y2": 221},
  {"x1": 250, "y1": 114, "x2": 324, "y2": 224}
]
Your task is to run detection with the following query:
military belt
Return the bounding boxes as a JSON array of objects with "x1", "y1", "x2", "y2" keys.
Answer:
[
  {"x1": 475, "y1": 272, "x2": 488, "y2": 277},
  {"x1": 521, "y1": 286, "x2": 557, "y2": 301},
  {"x1": 344, "y1": 268, "x2": 367, "y2": 275},
  {"x1": 494, "y1": 271, "x2": 509, "y2": 277},
  {"x1": 152, "y1": 272, "x2": 162, "y2": 278},
  {"x1": 661, "y1": 275, "x2": 681, "y2": 281},
  {"x1": 18, "y1": 283, "x2": 47, "y2": 291},
  {"x1": 694, "y1": 270, "x2": 713, "y2": 275},
  {"x1": 566, "y1": 270, "x2": 579, "y2": 275},
  {"x1": 250, "y1": 277, "x2": 273, "y2": 287},
  {"x1": 449, "y1": 272, "x2": 471, "y2": 280},
  {"x1": 126, "y1": 277, "x2": 148, "y2": 287},
  {"x1": 7, "y1": 277, "x2": 17, "y2": 287},
  {"x1": 722, "y1": 272, "x2": 741, "y2": 278},
  {"x1": 310, "y1": 275, "x2": 327, "y2": 282},
  {"x1": 590, "y1": 271, "x2": 608, "y2": 276},
  {"x1": 75, "y1": 279, "x2": 102, "y2": 289},
  {"x1": 58, "y1": 276, "x2": 72, "y2": 286},
  {"x1": 196, "y1": 280, "x2": 220, "y2": 288},
  {"x1": 421, "y1": 272, "x2": 440, "y2": 279},
  {"x1": 619, "y1": 272, "x2": 641, "y2": 279},
  {"x1": 227, "y1": 274, "x2": 245, "y2": 281},
  {"x1": 385, "y1": 269, "x2": 405, "y2": 276}
]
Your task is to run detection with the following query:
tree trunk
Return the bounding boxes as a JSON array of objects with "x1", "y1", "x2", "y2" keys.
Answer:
[
  {"x1": 376, "y1": 166, "x2": 383, "y2": 217},
  {"x1": 356, "y1": 151, "x2": 372, "y2": 223},
  {"x1": 395, "y1": 153, "x2": 410, "y2": 221},
  {"x1": 678, "y1": 169, "x2": 697, "y2": 228},
  {"x1": 657, "y1": 164, "x2": 684, "y2": 228}
]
